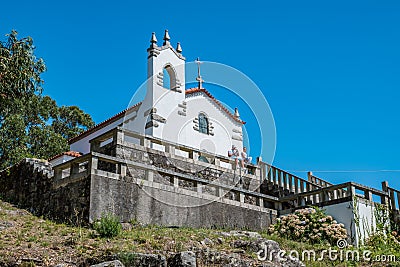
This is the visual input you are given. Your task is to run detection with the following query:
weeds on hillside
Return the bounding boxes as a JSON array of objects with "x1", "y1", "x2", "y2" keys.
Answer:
[{"x1": 93, "y1": 213, "x2": 122, "y2": 238}]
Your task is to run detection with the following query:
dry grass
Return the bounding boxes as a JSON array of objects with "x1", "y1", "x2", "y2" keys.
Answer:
[
  {"x1": 0, "y1": 200, "x2": 259, "y2": 266},
  {"x1": 0, "y1": 200, "x2": 393, "y2": 266}
]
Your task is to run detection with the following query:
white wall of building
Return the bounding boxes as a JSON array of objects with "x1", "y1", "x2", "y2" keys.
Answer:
[
  {"x1": 122, "y1": 34, "x2": 244, "y2": 157},
  {"x1": 323, "y1": 201, "x2": 356, "y2": 243},
  {"x1": 49, "y1": 155, "x2": 77, "y2": 167},
  {"x1": 128, "y1": 42, "x2": 186, "y2": 138},
  {"x1": 180, "y1": 93, "x2": 243, "y2": 156},
  {"x1": 324, "y1": 199, "x2": 382, "y2": 246},
  {"x1": 69, "y1": 31, "x2": 244, "y2": 158},
  {"x1": 70, "y1": 117, "x2": 123, "y2": 154}
]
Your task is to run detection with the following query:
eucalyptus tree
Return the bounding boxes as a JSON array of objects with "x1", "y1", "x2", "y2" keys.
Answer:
[{"x1": 0, "y1": 30, "x2": 94, "y2": 169}]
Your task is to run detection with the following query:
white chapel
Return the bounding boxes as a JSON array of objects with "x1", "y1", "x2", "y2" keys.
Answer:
[{"x1": 52, "y1": 30, "x2": 245, "y2": 165}]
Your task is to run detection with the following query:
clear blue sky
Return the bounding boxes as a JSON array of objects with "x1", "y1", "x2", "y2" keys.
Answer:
[{"x1": 2, "y1": 0, "x2": 400, "y2": 190}]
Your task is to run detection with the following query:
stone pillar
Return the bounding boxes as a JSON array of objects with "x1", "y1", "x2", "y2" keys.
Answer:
[
  {"x1": 119, "y1": 164, "x2": 127, "y2": 176},
  {"x1": 381, "y1": 181, "x2": 389, "y2": 192},
  {"x1": 70, "y1": 163, "x2": 80, "y2": 176},
  {"x1": 307, "y1": 171, "x2": 313, "y2": 183},
  {"x1": 218, "y1": 187, "x2": 224, "y2": 198},
  {"x1": 114, "y1": 129, "x2": 124, "y2": 145},
  {"x1": 214, "y1": 158, "x2": 220, "y2": 167},
  {"x1": 165, "y1": 145, "x2": 175, "y2": 155},
  {"x1": 239, "y1": 192, "x2": 245, "y2": 203},
  {"x1": 197, "y1": 182, "x2": 203, "y2": 194},
  {"x1": 259, "y1": 197, "x2": 264, "y2": 208},
  {"x1": 90, "y1": 141, "x2": 101, "y2": 153},
  {"x1": 189, "y1": 151, "x2": 199, "y2": 160},
  {"x1": 140, "y1": 138, "x2": 151, "y2": 148},
  {"x1": 274, "y1": 202, "x2": 282, "y2": 210},
  {"x1": 364, "y1": 190, "x2": 373, "y2": 202},
  {"x1": 55, "y1": 168, "x2": 63, "y2": 180},
  {"x1": 347, "y1": 184, "x2": 355, "y2": 198},
  {"x1": 90, "y1": 156, "x2": 98, "y2": 171},
  {"x1": 320, "y1": 190, "x2": 329, "y2": 202},
  {"x1": 380, "y1": 181, "x2": 390, "y2": 205},
  {"x1": 146, "y1": 170, "x2": 154, "y2": 182}
]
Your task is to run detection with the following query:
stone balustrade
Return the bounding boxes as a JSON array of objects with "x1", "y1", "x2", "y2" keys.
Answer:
[
  {"x1": 382, "y1": 181, "x2": 400, "y2": 223},
  {"x1": 280, "y1": 181, "x2": 390, "y2": 209},
  {"x1": 307, "y1": 171, "x2": 333, "y2": 187}
]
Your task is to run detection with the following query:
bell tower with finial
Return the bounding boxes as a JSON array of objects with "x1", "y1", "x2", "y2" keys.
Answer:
[
  {"x1": 146, "y1": 30, "x2": 186, "y2": 95},
  {"x1": 131, "y1": 30, "x2": 186, "y2": 137}
]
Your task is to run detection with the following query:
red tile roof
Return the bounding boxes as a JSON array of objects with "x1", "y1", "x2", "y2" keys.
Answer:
[
  {"x1": 68, "y1": 87, "x2": 244, "y2": 145},
  {"x1": 185, "y1": 87, "x2": 246, "y2": 124},
  {"x1": 49, "y1": 151, "x2": 82, "y2": 162},
  {"x1": 68, "y1": 102, "x2": 142, "y2": 144}
]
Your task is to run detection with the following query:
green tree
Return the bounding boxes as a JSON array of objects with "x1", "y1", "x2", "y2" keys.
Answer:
[
  {"x1": 0, "y1": 30, "x2": 94, "y2": 169},
  {"x1": 52, "y1": 105, "x2": 94, "y2": 140}
]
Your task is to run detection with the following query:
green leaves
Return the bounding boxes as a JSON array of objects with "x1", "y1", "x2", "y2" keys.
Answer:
[
  {"x1": 0, "y1": 30, "x2": 94, "y2": 169},
  {"x1": 52, "y1": 105, "x2": 95, "y2": 140},
  {"x1": 93, "y1": 213, "x2": 122, "y2": 238},
  {"x1": 0, "y1": 30, "x2": 45, "y2": 99}
]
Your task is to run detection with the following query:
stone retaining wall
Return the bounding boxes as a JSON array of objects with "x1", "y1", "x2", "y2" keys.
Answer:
[
  {"x1": 0, "y1": 156, "x2": 275, "y2": 230},
  {"x1": 90, "y1": 172, "x2": 276, "y2": 229},
  {"x1": 0, "y1": 159, "x2": 90, "y2": 224}
]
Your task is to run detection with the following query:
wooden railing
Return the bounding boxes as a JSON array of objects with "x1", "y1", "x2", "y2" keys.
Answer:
[
  {"x1": 382, "y1": 181, "x2": 400, "y2": 212},
  {"x1": 280, "y1": 181, "x2": 389, "y2": 208},
  {"x1": 307, "y1": 171, "x2": 333, "y2": 187},
  {"x1": 257, "y1": 158, "x2": 322, "y2": 195}
]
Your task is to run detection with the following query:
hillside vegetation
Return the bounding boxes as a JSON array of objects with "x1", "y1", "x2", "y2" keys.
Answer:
[{"x1": 0, "y1": 199, "x2": 396, "y2": 267}]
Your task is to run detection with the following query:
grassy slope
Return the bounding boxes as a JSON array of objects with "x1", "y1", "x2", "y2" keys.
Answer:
[{"x1": 0, "y1": 199, "x2": 387, "y2": 267}]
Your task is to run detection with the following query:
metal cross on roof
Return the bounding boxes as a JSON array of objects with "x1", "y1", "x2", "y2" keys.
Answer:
[{"x1": 195, "y1": 57, "x2": 204, "y2": 89}]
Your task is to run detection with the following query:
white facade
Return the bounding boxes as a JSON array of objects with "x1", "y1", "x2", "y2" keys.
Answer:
[
  {"x1": 179, "y1": 91, "x2": 244, "y2": 155},
  {"x1": 315, "y1": 199, "x2": 382, "y2": 246},
  {"x1": 49, "y1": 154, "x2": 80, "y2": 167},
  {"x1": 70, "y1": 116, "x2": 124, "y2": 154},
  {"x1": 69, "y1": 30, "x2": 244, "y2": 157}
]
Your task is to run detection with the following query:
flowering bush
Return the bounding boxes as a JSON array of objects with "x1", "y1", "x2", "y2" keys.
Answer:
[
  {"x1": 391, "y1": 231, "x2": 400, "y2": 243},
  {"x1": 268, "y1": 207, "x2": 347, "y2": 245}
]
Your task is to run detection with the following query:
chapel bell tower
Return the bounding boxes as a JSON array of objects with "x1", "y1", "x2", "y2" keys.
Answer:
[
  {"x1": 131, "y1": 30, "x2": 186, "y2": 138},
  {"x1": 147, "y1": 30, "x2": 186, "y2": 97}
]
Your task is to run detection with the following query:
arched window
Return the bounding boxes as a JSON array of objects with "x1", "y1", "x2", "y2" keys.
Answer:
[
  {"x1": 163, "y1": 65, "x2": 176, "y2": 90},
  {"x1": 163, "y1": 68, "x2": 170, "y2": 89},
  {"x1": 198, "y1": 113, "x2": 209, "y2": 134}
]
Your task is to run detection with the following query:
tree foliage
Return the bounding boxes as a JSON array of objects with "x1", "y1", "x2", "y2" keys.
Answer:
[{"x1": 0, "y1": 30, "x2": 94, "y2": 169}]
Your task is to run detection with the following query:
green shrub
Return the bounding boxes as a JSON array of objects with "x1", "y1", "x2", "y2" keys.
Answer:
[
  {"x1": 93, "y1": 213, "x2": 122, "y2": 238},
  {"x1": 364, "y1": 232, "x2": 400, "y2": 261},
  {"x1": 268, "y1": 207, "x2": 347, "y2": 245}
]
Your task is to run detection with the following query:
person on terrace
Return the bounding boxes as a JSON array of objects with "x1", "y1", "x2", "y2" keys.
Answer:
[
  {"x1": 228, "y1": 145, "x2": 244, "y2": 169},
  {"x1": 241, "y1": 147, "x2": 252, "y2": 164}
]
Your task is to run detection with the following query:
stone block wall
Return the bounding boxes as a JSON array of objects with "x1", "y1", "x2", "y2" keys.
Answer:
[
  {"x1": 116, "y1": 144, "x2": 261, "y2": 193},
  {"x1": 89, "y1": 172, "x2": 276, "y2": 230},
  {"x1": 0, "y1": 149, "x2": 275, "y2": 230},
  {"x1": 0, "y1": 159, "x2": 90, "y2": 224}
]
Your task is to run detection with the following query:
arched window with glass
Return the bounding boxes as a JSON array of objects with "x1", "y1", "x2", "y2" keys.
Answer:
[{"x1": 198, "y1": 113, "x2": 209, "y2": 134}]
